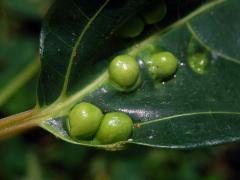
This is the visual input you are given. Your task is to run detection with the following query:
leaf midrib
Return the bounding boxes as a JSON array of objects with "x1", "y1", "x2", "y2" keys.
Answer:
[
  {"x1": 58, "y1": 0, "x2": 110, "y2": 100},
  {"x1": 36, "y1": 0, "x2": 239, "y2": 150},
  {"x1": 33, "y1": 0, "x2": 226, "y2": 125},
  {"x1": 58, "y1": 0, "x2": 226, "y2": 101}
]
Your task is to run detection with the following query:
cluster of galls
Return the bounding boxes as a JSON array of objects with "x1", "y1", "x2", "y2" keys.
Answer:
[
  {"x1": 117, "y1": 0, "x2": 167, "y2": 38},
  {"x1": 67, "y1": 102, "x2": 133, "y2": 144},
  {"x1": 67, "y1": 0, "x2": 178, "y2": 145}
]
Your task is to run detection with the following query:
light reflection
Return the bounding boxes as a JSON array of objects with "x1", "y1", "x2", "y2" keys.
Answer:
[{"x1": 117, "y1": 107, "x2": 157, "y2": 121}]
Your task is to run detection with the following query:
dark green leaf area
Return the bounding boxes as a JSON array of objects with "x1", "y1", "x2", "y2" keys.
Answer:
[
  {"x1": 84, "y1": 0, "x2": 240, "y2": 148},
  {"x1": 132, "y1": 113, "x2": 240, "y2": 148},
  {"x1": 189, "y1": 0, "x2": 240, "y2": 60},
  {"x1": 38, "y1": 0, "x2": 154, "y2": 105},
  {"x1": 86, "y1": 26, "x2": 240, "y2": 120},
  {"x1": 41, "y1": 0, "x2": 240, "y2": 149}
]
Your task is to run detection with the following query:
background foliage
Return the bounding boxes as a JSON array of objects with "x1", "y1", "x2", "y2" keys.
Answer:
[{"x1": 0, "y1": 0, "x2": 240, "y2": 179}]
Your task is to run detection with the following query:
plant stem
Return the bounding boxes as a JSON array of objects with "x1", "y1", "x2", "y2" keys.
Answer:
[{"x1": 0, "y1": 108, "x2": 39, "y2": 140}]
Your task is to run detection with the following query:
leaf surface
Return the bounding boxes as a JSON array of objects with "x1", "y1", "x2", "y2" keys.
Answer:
[{"x1": 39, "y1": 0, "x2": 240, "y2": 150}]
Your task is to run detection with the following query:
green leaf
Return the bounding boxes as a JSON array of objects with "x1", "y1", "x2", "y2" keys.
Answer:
[
  {"x1": 3, "y1": 0, "x2": 53, "y2": 20},
  {"x1": 37, "y1": 0, "x2": 240, "y2": 150},
  {"x1": 38, "y1": 0, "x2": 154, "y2": 105},
  {"x1": 0, "y1": 39, "x2": 39, "y2": 115}
]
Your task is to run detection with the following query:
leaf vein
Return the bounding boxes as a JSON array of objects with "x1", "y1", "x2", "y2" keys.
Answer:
[
  {"x1": 58, "y1": 0, "x2": 110, "y2": 100},
  {"x1": 186, "y1": 23, "x2": 240, "y2": 65},
  {"x1": 71, "y1": 0, "x2": 90, "y2": 20},
  {"x1": 139, "y1": 111, "x2": 240, "y2": 126},
  {"x1": 51, "y1": 31, "x2": 72, "y2": 48}
]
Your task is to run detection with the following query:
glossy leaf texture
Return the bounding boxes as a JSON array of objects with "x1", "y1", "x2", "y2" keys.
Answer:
[{"x1": 39, "y1": 0, "x2": 240, "y2": 150}]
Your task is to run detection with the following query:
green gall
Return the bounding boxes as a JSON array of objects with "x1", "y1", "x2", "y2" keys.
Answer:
[
  {"x1": 95, "y1": 112, "x2": 133, "y2": 144},
  {"x1": 68, "y1": 102, "x2": 103, "y2": 140},
  {"x1": 188, "y1": 53, "x2": 208, "y2": 74},
  {"x1": 141, "y1": 0, "x2": 167, "y2": 24},
  {"x1": 147, "y1": 51, "x2": 178, "y2": 80},
  {"x1": 117, "y1": 16, "x2": 144, "y2": 38},
  {"x1": 108, "y1": 54, "x2": 140, "y2": 90}
]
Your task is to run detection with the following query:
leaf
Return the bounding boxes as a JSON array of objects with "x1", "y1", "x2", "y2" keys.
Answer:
[
  {"x1": 38, "y1": 0, "x2": 155, "y2": 106},
  {"x1": 37, "y1": 0, "x2": 240, "y2": 150},
  {"x1": 0, "y1": 39, "x2": 39, "y2": 115},
  {"x1": 3, "y1": 0, "x2": 53, "y2": 20}
]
